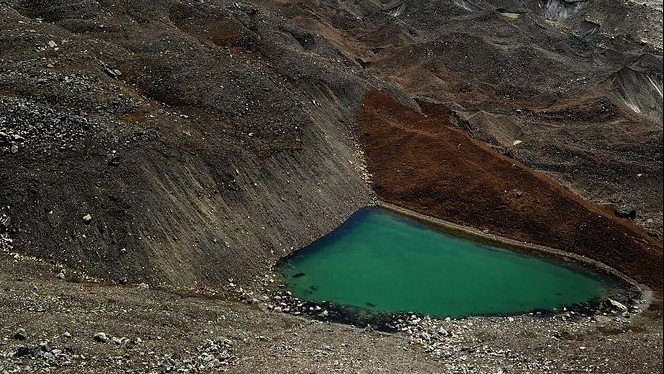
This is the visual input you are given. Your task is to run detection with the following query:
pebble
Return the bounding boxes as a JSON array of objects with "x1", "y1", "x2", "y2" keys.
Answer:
[
  {"x1": 13, "y1": 328, "x2": 27, "y2": 340},
  {"x1": 16, "y1": 344, "x2": 41, "y2": 357},
  {"x1": 94, "y1": 332, "x2": 109, "y2": 343}
]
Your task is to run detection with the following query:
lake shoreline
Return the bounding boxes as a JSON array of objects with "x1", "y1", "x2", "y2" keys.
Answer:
[
  {"x1": 377, "y1": 202, "x2": 653, "y2": 311},
  {"x1": 273, "y1": 203, "x2": 652, "y2": 327}
]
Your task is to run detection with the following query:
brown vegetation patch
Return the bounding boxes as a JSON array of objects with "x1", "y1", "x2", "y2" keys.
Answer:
[{"x1": 357, "y1": 89, "x2": 663, "y2": 290}]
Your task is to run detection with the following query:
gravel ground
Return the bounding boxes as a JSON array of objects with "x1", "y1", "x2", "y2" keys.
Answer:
[{"x1": 1, "y1": 248, "x2": 662, "y2": 373}]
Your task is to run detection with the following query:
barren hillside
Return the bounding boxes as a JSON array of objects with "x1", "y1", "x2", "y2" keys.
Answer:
[{"x1": 0, "y1": 0, "x2": 662, "y2": 372}]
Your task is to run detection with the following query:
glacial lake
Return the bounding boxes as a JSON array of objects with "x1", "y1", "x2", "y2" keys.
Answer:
[{"x1": 279, "y1": 207, "x2": 620, "y2": 318}]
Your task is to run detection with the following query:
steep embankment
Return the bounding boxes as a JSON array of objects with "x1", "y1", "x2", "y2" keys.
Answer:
[
  {"x1": 357, "y1": 89, "x2": 663, "y2": 290},
  {"x1": 0, "y1": 0, "x2": 374, "y2": 286}
]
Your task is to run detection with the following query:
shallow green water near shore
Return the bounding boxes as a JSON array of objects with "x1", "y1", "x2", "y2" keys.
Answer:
[{"x1": 279, "y1": 207, "x2": 617, "y2": 318}]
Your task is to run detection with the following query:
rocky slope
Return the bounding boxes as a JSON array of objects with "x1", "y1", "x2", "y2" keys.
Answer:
[
  {"x1": 268, "y1": 0, "x2": 664, "y2": 236},
  {"x1": 0, "y1": 0, "x2": 662, "y2": 372},
  {"x1": 1, "y1": 0, "x2": 661, "y2": 290},
  {"x1": 0, "y1": 0, "x2": 380, "y2": 287}
]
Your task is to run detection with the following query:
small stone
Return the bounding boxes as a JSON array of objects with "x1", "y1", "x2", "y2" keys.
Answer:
[
  {"x1": 107, "y1": 154, "x2": 121, "y2": 167},
  {"x1": 104, "y1": 67, "x2": 122, "y2": 79},
  {"x1": 63, "y1": 332, "x2": 72, "y2": 339},
  {"x1": 56, "y1": 272, "x2": 65, "y2": 280},
  {"x1": 94, "y1": 332, "x2": 109, "y2": 343},
  {"x1": 16, "y1": 344, "x2": 40, "y2": 357},
  {"x1": 10, "y1": 145, "x2": 18, "y2": 154},
  {"x1": 48, "y1": 41, "x2": 57, "y2": 48},
  {"x1": 13, "y1": 328, "x2": 27, "y2": 340},
  {"x1": 607, "y1": 299, "x2": 628, "y2": 312},
  {"x1": 614, "y1": 206, "x2": 637, "y2": 219},
  {"x1": 595, "y1": 315, "x2": 612, "y2": 324},
  {"x1": 0, "y1": 214, "x2": 10, "y2": 231},
  {"x1": 82, "y1": 214, "x2": 93, "y2": 224}
]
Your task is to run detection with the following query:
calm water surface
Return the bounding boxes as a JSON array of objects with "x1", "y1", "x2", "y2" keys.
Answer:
[{"x1": 279, "y1": 208, "x2": 617, "y2": 318}]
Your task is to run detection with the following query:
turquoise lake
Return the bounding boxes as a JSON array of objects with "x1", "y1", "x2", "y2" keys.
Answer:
[{"x1": 279, "y1": 207, "x2": 618, "y2": 318}]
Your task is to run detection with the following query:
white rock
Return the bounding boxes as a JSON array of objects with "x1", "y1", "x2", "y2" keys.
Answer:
[{"x1": 608, "y1": 299, "x2": 628, "y2": 312}]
